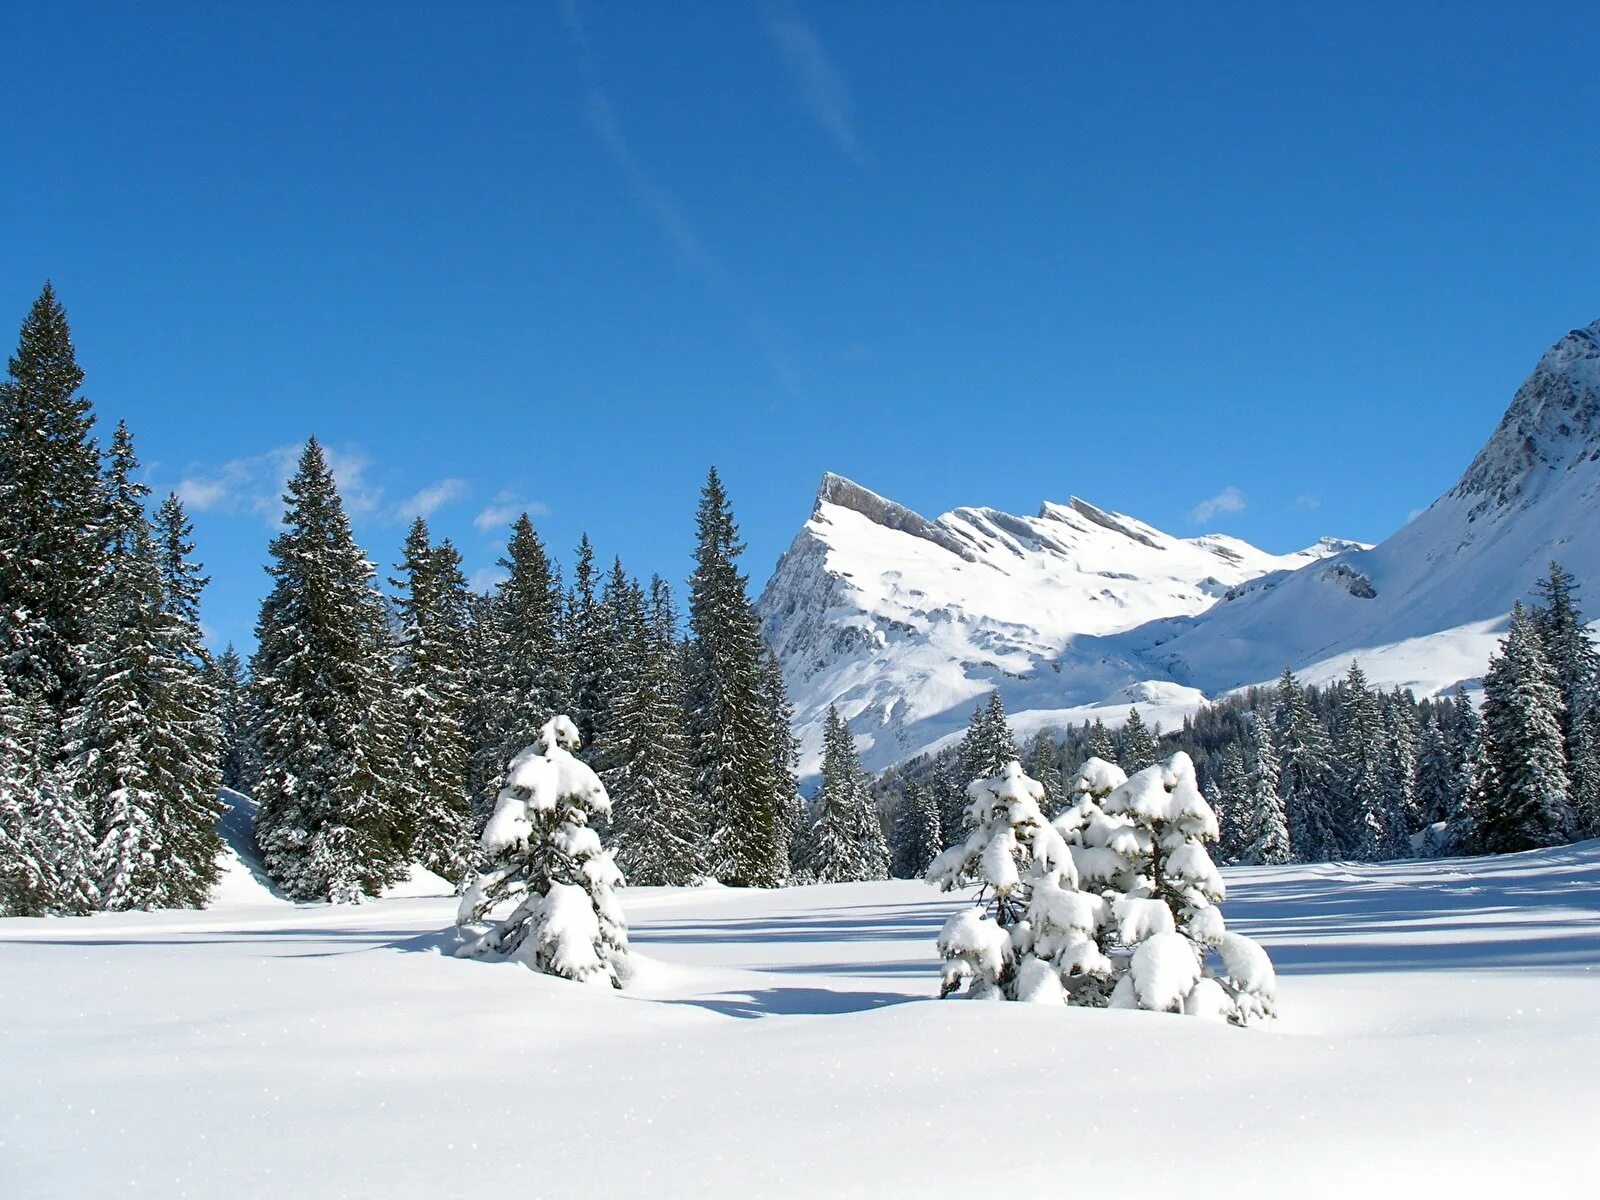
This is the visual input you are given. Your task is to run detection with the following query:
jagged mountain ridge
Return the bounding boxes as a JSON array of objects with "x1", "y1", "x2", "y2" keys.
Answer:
[
  {"x1": 759, "y1": 316, "x2": 1600, "y2": 778},
  {"x1": 757, "y1": 474, "x2": 1356, "y2": 775}
]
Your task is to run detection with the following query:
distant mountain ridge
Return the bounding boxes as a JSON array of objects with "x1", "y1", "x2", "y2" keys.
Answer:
[{"x1": 758, "y1": 316, "x2": 1600, "y2": 778}]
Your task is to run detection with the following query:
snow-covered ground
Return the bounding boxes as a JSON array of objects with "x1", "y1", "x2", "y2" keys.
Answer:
[{"x1": 4, "y1": 844, "x2": 1599, "y2": 1197}]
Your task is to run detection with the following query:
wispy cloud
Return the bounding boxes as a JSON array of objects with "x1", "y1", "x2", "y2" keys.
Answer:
[
  {"x1": 1293, "y1": 493, "x2": 1323, "y2": 512},
  {"x1": 177, "y1": 442, "x2": 383, "y2": 525},
  {"x1": 469, "y1": 564, "x2": 509, "y2": 594},
  {"x1": 1189, "y1": 486, "x2": 1247, "y2": 525},
  {"x1": 558, "y1": 0, "x2": 805, "y2": 402},
  {"x1": 398, "y1": 478, "x2": 468, "y2": 521},
  {"x1": 473, "y1": 489, "x2": 552, "y2": 535},
  {"x1": 763, "y1": 1, "x2": 867, "y2": 165}
]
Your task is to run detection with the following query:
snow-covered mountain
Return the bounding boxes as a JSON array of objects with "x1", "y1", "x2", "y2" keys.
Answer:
[
  {"x1": 760, "y1": 316, "x2": 1600, "y2": 777},
  {"x1": 757, "y1": 474, "x2": 1357, "y2": 774}
]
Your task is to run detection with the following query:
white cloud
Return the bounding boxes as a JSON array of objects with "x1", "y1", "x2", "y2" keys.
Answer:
[
  {"x1": 398, "y1": 478, "x2": 468, "y2": 521},
  {"x1": 177, "y1": 441, "x2": 384, "y2": 525},
  {"x1": 764, "y1": 1, "x2": 866, "y2": 165},
  {"x1": 1293, "y1": 494, "x2": 1323, "y2": 511},
  {"x1": 469, "y1": 565, "x2": 509, "y2": 594},
  {"x1": 1189, "y1": 486, "x2": 1247, "y2": 525},
  {"x1": 473, "y1": 490, "x2": 551, "y2": 534}
]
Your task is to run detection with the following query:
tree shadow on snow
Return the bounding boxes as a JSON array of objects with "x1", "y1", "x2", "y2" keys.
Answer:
[{"x1": 664, "y1": 986, "x2": 915, "y2": 1019}]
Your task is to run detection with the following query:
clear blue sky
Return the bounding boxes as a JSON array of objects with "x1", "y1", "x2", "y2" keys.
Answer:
[{"x1": 3, "y1": 2, "x2": 1598, "y2": 651}]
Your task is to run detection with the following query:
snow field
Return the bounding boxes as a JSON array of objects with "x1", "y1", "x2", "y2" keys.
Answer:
[{"x1": 4, "y1": 844, "x2": 1600, "y2": 1197}]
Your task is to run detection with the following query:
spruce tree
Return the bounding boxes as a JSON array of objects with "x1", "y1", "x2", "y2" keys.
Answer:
[
  {"x1": 1272, "y1": 668, "x2": 1337, "y2": 862},
  {"x1": 890, "y1": 779, "x2": 942, "y2": 879},
  {"x1": 759, "y1": 648, "x2": 801, "y2": 868},
  {"x1": 1119, "y1": 706, "x2": 1158, "y2": 773},
  {"x1": 1083, "y1": 718, "x2": 1117, "y2": 765},
  {"x1": 1242, "y1": 722, "x2": 1292, "y2": 865},
  {"x1": 1382, "y1": 689, "x2": 1421, "y2": 836},
  {"x1": 1023, "y1": 729, "x2": 1063, "y2": 816},
  {"x1": 957, "y1": 692, "x2": 1017, "y2": 785},
  {"x1": 392, "y1": 520, "x2": 474, "y2": 881},
  {"x1": 1478, "y1": 602, "x2": 1571, "y2": 853},
  {"x1": 608, "y1": 577, "x2": 703, "y2": 884},
  {"x1": 0, "y1": 674, "x2": 45, "y2": 914},
  {"x1": 801, "y1": 707, "x2": 889, "y2": 883},
  {"x1": 686, "y1": 469, "x2": 785, "y2": 887},
  {"x1": 208, "y1": 644, "x2": 254, "y2": 791},
  {"x1": 1533, "y1": 562, "x2": 1600, "y2": 838},
  {"x1": 0, "y1": 283, "x2": 106, "y2": 718},
  {"x1": 250, "y1": 440, "x2": 407, "y2": 902},
  {"x1": 1336, "y1": 662, "x2": 1404, "y2": 861},
  {"x1": 472, "y1": 514, "x2": 564, "y2": 809},
  {"x1": 564, "y1": 536, "x2": 608, "y2": 756},
  {"x1": 1210, "y1": 743, "x2": 1251, "y2": 864}
]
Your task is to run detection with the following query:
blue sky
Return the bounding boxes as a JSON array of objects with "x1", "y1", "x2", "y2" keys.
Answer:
[{"x1": 3, "y1": 2, "x2": 1598, "y2": 650}]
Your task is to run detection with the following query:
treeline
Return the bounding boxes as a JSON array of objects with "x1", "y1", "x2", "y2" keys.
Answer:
[
  {"x1": 877, "y1": 564, "x2": 1600, "y2": 872},
  {"x1": 0, "y1": 284, "x2": 804, "y2": 913}
]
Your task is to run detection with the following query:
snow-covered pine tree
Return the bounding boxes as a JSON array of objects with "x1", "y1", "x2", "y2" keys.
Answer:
[
  {"x1": 1382, "y1": 688, "x2": 1421, "y2": 837},
  {"x1": 1272, "y1": 668, "x2": 1336, "y2": 863},
  {"x1": 890, "y1": 779, "x2": 942, "y2": 879},
  {"x1": 1242, "y1": 720, "x2": 1292, "y2": 865},
  {"x1": 144, "y1": 490, "x2": 224, "y2": 908},
  {"x1": 1478, "y1": 601, "x2": 1571, "y2": 853},
  {"x1": 564, "y1": 536, "x2": 607, "y2": 757},
  {"x1": 1209, "y1": 743, "x2": 1251, "y2": 865},
  {"x1": 686, "y1": 469, "x2": 786, "y2": 887},
  {"x1": 470, "y1": 514, "x2": 564, "y2": 812},
  {"x1": 800, "y1": 707, "x2": 889, "y2": 883},
  {"x1": 957, "y1": 691, "x2": 1017, "y2": 786},
  {"x1": 456, "y1": 715, "x2": 629, "y2": 987},
  {"x1": 928, "y1": 759, "x2": 1099, "y2": 1002},
  {"x1": 1119, "y1": 706, "x2": 1158, "y2": 773},
  {"x1": 930, "y1": 758, "x2": 965, "y2": 851},
  {"x1": 608, "y1": 576, "x2": 703, "y2": 885},
  {"x1": 1092, "y1": 753, "x2": 1276, "y2": 1024},
  {"x1": 1533, "y1": 562, "x2": 1600, "y2": 838},
  {"x1": 1083, "y1": 718, "x2": 1117, "y2": 765},
  {"x1": 1336, "y1": 662, "x2": 1405, "y2": 861},
  {"x1": 392, "y1": 519, "x2": 474, "y2": 881},
  {"x1": 759, "y1": 648, "x2": 801, "y2": 871},
  {"x1": 1023, "y1": 729, "x2": 1063, "y2": 816},
  {"x1": 249, "y1": 439, "x2": 407, "y2": 902},
  {"x1": 0, "y1": 283, "x2": 107, "y2": 721},
  {"x1": 1415, "y1": 715, "x2": 1459, "y2": 828},
  {"x1": 208, "y1": 644, "x2": 254, "y2": 791},
  {"x1": 0, "y1": 673, "x2": 45, "y2": 915}
]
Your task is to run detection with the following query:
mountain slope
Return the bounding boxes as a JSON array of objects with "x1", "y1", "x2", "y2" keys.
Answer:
[
  {"x1": 1099, "y1": 317, "x2": 1600, "y2": 697},
  {"x1": 757, "y1": 475, "x2": 1353, "y2": 774},
  {"x1": 760, "y1": 316, "x2": 1600, "y2": 777}
]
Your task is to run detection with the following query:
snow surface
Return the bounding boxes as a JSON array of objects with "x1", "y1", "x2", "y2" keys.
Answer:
[{"x1": 5, "y1": 843, "x2": 1600, "y2": 1196}]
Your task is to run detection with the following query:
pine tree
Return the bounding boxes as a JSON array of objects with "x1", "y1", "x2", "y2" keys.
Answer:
[
  {"x1": 890, "y1": 780, "x2": 942, "y2": 879},
  {"x1": 0, "y1": 283, "x2": 106, "y2": 719},
  {"x1": 1336, "y1": 662, "x2": 1405, "y2": 861},
  {"x1": 1083, "y1": 718, "x2": 1117, "y2": 764},
  {"x1": 208, "y1": 644, "x2": 254, "y2": 791},
  {"x1": 1022, "y1": 729, "x2": 1062, "y2": 816},
  {"x1": 759, "y1": 648, "x2": 800, "y2": 870},
  {"x1": 1415, "y1": 717, "x2": 1459, "y2": 828},
  {"x1": 1210, "y1": 743, "x2": 1251, "y2": 864},
  {"x1": 1272, "y1": 668, "x2": 1337, "y2": 862},
  {"x1": 801, "y1": 707, "x2": 889, "y2": 883},
  {"x1": 1382, "y1": 688, "x2": 1421, "y2": 836},
  {"x1": 608, "y1": 577, "x2": 703, "y2": 885},
  {"x1": 1478, "y1": 602, "x2": 1571, "y2": 853},
  {"x1": 457, "y1": 716, "x2": 629, "y2": 987},
  {"x1": 957, "y1": 692, "x2": 1017, "y2": 786},
  {"x1": 1242, "y1": 721, "x2": 1292, "y2": 865},
  {"x1": 250, "y1": 439, "x2": 407, "y2": 902},
  {"x1": 1533, "y1": 562, "x2": 1600, "y2": 838},
  {"x1": 0, "y1": 674, "x2": 45, "y2": 914},
  {"x1": 686, "y1": 469, "x2": 786, "y2": 887},
  {"x1": 1119, "y1": 706, "x2": 1157, "y2": 773},
  {"x1": 392, "y1": 520, "x2": 474, "y2": 882},
  {"x1": 472, "y1": 514, "x2": 564, "y2": 810},
  {"x1": 564, "y1": 536, "x2": 607, "y2": 756}
]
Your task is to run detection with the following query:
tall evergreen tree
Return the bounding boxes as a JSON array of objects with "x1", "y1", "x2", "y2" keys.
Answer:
[
  {"x1": 1083, "y1": 717, "x2": 1117, "y2": 764},
  {"x1": 800, "y1": 707, "x2": 889, "y2": 882},
  {"x1": 957, "y1": 692, "x2": 1017, "y2": 785},
  {"x1": 392, "y1": 520, "x2": 474, "y2": 881},
  {"x1": 1242, "y1": 720, "x2": 1292, "y2": 865},
  {"x1": 250, "y1": 440, "x2": 407, "y2": 902},
  {"x1": 1210, "y1": 742, "x2": 1252, "y2": 864},
  {"x1": 1022, "y1": 729, "x2": 1063, "y2": 816},
  {"x1": 1272, "y1": 668, "x2": 1337, "y2": 862},
  {"x1": 609, "y1": 577, "x2": 703, "y2": 884},
  {"x1": 208, "y1": 644, "x2": 254, "y2": 791},
  {"x1": 1383, "y1": 688, "x2": 1421, "y2": 835},
  {"x1": 1119, "y1": 706, "x2": 1158, "y2": 773},
  {"x1": 1478, "y1": 602, "x2": 1571, "y2": 853},
  {"x1": 686, "y1": 469, "x2": 786, "y2": 886},
  {"x1": 1336, "y1": 662, "x2": 1405, "y2": 860},
  {"x1": 564, "y1": 535, "x2": 607, "y2": 756},
  {"x1": 0, "y1": 283, "x2": 106, "y2": 717},
  {"x1": 0, "y1": 674, "x2": 45, "y2": 914},
  {"x1": 890, "y1": 779, "x2": 942, "y2": 879},
  {"x1": 1532, "y1": 562, "x2": 1600, "y2": 838}
]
